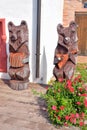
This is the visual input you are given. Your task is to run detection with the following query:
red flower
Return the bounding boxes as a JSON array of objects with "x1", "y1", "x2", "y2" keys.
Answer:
[
  {"x1": 78, "y1": 87, "x2": 83, "y2": 92},
  {"x1": 70, "y1": 117, "x2": 76, "y2": 124},
  {"x1": 73, "y1": 75, "x2": 82, "y2": 83},
  {"x1": 58, "y1": 78, "x2": 63, "y2": 82},
  {"x1": 69, "y1": 86, "x2": 74, "y2": 93},
  {"x1": 60, "y1": 106, "x2": 65, "y2": 110},
  {"x1": 66, "y1": 80, "x2": 74, "y2": 93},
  {"x1": 79, "y1": 121, "x2": 84, "y2": 126},
  {"x1": 64, "y1": 122, "x2": 68, "y2": 126},
  {"x1": 58, "y1": 116, "x2": 61, "y2": 120},
  {"x1": 45, "y1": 86, "x2": 48, "y2": 90},
  {"x1": 81, "y1": 93, "x2": 87, "y2": 97},
  {"x1": 56, "y1": 109, "x2": 59, "y2": 112},
  {"x1": 52, "y1": 105, "x2": 57, "y2": 110},
  {"x1": 84, "y1": 98, "x2": 87, "y2": 108},
  {"x1": 76, "y1": 102, "x2": 81, "y2": 105},
  {"x1": 77, "y1": 75, "x2": 81, "y2": 79},
  {"x1": 70, "y1": 118, "x2": 74, "y2": 123},
  {"x1": 67, "y1": 85, "x2": 74, "y2": 92},
  {"x1": 65, "y1": 115, "x2": 70, "y2": 120},
  {"x1": 70, "y1": 113, "x2": 75, "y2": 118},
  {"x1": 67, "y1": 80, "x2": 72, "y2": 86}
]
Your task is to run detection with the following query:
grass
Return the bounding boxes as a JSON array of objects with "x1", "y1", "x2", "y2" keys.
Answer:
[{"x1": 76, "y1": 63, "x2": 87, "y2": 82}]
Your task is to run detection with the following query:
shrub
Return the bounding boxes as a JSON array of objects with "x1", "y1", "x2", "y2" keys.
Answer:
[{"x1": 44, "y1": 75, "x2": 87, "y2": 129}]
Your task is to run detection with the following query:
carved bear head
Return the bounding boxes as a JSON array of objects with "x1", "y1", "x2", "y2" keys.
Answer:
[
  {"x1": 57, "y1": 21, "x2": 78, "y2": 47},
  {"x1": 8, "y1": 20, "x2": 29, "y2": 51}
]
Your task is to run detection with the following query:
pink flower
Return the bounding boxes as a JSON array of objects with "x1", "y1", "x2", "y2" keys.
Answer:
[
  {"x1": 65, "y1": 115, "x2": 70, "y2": 120},
  {"x1": 75, "y1": 113, "x2": 79, "y2": 119},
  {"x1": 81, "y1": 112, "x2": 85, "y2": 118},
  {"x1": 78, "y1": 93, "x2": 81, "y2": 96},
  {"x1": 76, "y1": 102, "x2": 81, "y2": 105},
  {"x1": 85, "y1": 87, "x2": 87, "y2": 91},
  {"x1": 52, "y1": 105, "x2": 57, "y2": 110},
  {"x1": 73, "y1": 118, "x2": 76, "y2": 124}
]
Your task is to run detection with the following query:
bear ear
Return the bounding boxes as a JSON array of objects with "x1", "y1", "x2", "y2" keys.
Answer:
[
  {"x1": 21, "y1": 20, "x2": 27, "y2": 26},
  {"x1": 69, "y1": 21, "x2": 77, "y2": 28},
  {"x1": 57, "y1": 24, "x2": 63, "y2": 34},
  {"x1": 69, "y1": 21, "x2": 78, "y2": 32},
  {"x1": 8, "y1": 21, "x2": 14, "y2": 29}
]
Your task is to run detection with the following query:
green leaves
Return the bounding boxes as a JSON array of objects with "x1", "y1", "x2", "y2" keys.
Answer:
[{"x1": 44, "y1": 76, "x2": 87, "y2": 128}]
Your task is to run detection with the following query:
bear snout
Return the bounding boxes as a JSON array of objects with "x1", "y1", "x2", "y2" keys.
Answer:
[{"x1": 10, "y1": 35, "x2": 17, "y2": 42}]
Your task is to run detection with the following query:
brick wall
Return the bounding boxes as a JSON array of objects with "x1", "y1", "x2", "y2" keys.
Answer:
[{"x1": 63, "y1": 0, "x2": 87, "y2": 26}]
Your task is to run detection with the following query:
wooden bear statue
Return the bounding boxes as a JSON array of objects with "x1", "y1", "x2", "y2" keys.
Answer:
[
  {"x1": 53, "y1": 21, "x2": 78, "y2": 81},
  {"x1": 8, "y1": 20, "x2": 30, "y2": 90}
]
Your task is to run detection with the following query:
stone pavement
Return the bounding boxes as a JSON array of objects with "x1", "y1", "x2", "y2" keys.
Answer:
[{"x1": 0, "y1": 79, "x2": 81, "y2": 130}]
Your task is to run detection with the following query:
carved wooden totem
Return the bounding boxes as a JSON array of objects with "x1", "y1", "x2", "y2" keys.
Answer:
[
  {"x1": 8, "y1": 20, "x2": 30, "y2": 90},
  {"x1": 53, "y1": 21, "x2": 78, "y2": 81}
]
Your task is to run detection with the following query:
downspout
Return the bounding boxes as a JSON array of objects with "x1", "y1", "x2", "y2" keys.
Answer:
[{"x1": 36, "y1": 0, "x2": 41, "y2": 78}]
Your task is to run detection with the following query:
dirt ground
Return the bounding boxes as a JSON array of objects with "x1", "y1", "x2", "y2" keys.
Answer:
[{"x1": 0, "y1": 79, "x2": 81, "y2": 130}]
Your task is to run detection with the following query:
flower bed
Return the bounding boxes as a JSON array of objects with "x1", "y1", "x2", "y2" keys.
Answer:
[{"x1": 44, "y1": 75, "x2": 87, "y2": 129}]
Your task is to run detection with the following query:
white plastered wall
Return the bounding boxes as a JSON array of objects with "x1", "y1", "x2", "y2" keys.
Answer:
[
  {"x1": 0, "y1": 0, "x2": 33, "y2": 80},
  {"x1": 0, "y1": 0, "x2": 64, "y2": 84},
  {"x1": 35, "y1": 0, "x2": 64, "y2": 84}
]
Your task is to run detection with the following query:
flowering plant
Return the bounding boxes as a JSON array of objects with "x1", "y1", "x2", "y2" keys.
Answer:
[{"x1": 44, "y1": 75, "x2": 87, "y2": 129}]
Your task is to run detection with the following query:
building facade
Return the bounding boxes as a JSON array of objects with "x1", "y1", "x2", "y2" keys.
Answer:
[
  {"x1": 63, "y1": 0, "x2": 87, "y2": 56},
  {"x1": 0, "y1": 0, "x2": 64, "y2": 84}
]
